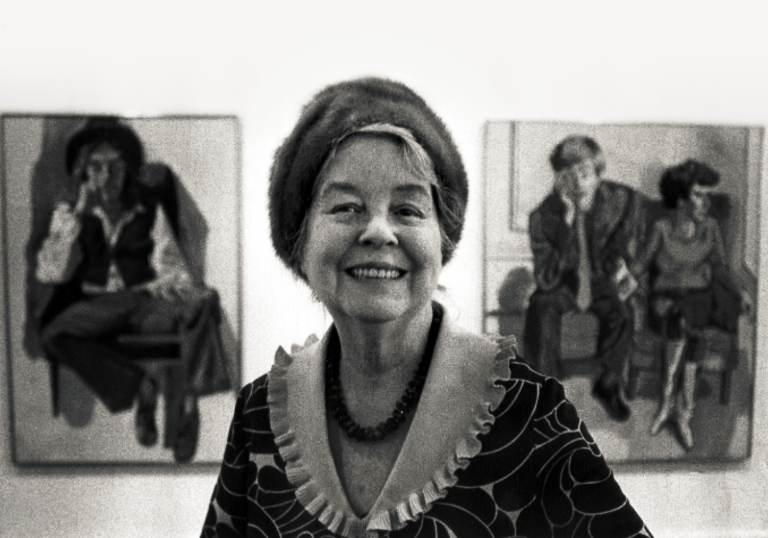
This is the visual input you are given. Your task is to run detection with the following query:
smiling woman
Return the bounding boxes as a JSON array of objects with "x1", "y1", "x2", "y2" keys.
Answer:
[
  {"x1": 201, "y1": 78, "x2": 654, "y2": 537},
  {"x1": 302, "y1": 134, "x2": 443, "y2": 326}
]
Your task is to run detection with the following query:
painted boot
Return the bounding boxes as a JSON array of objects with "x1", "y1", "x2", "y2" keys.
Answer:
[
  {"x1": 675, "y1": 361, "x2": 698, "y2": 451},
  {"x1": 649, "y1": 338, "x2": 686, "y2": 436}
]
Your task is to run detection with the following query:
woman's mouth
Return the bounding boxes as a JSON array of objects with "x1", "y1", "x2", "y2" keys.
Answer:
[{"x1": 348, "y1": 268, "x2": 405, "y2": 280}]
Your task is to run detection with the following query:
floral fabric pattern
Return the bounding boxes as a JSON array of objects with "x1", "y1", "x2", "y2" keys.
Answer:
[{"x1": 202, "y1": 359, "x2": 652, "y2": 538}]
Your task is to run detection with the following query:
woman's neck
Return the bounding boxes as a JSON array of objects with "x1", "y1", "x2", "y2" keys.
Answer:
[
  {"x1": 673, "y1": 208, "x2": 699, "y2": 239},
  {"x1": 95, "y1": 191, "x2": 125, "y2": 224},
  {"x1": 333, "y1": 303, "x2": 435, "y2": 379}
]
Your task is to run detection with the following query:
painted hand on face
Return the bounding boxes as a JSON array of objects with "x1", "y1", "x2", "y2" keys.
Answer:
[
  {"x1": 72, "y1": 144, "x2": 127, "y2": 212},
  {"x1": 70, "y1": 145, "x2": 96, "y2": 214},
  {"x1": 555, "y1": 171, "x2": 578, "y2": 226},
  {"x1": 555, "y1": 160, "x2": 600, "y2": 223},
  {"x1": 73, "y1": 179, "x2": 97, "y2": 215}
]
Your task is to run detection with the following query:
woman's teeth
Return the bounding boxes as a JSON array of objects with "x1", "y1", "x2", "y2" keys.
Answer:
[{"x1": 351, "y1": 268, "x2": 402, "y2": 280}]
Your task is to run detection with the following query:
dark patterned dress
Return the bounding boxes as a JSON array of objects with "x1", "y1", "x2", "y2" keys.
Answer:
[{"x1": 202, "y1": 321, "x2": 652, "y2": 538}]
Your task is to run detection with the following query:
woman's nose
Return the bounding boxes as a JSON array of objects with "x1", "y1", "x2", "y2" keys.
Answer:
[{"x1": 358, "y1": 214, "x2": 398, "y2": 247}]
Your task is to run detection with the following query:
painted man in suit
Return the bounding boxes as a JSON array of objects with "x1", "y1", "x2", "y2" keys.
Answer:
[{"x1": 524, "y1": 135, "x2": 645, "y2": 421}]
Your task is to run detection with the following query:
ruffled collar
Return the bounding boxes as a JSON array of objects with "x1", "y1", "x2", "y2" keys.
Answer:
[{"x1": 267, "y1": 312, "x2": 513, "y2": 537}]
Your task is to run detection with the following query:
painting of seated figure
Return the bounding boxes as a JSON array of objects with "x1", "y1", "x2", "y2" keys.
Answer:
[
  {"x1": 2, "y1": 115, "x2": 241, "y2": 464},
  {"x1": 483, "y1": 121, "x2": 760, "y2": 463}
]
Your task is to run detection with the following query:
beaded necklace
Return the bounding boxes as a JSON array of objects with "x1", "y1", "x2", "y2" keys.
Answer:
[{"x1": 325, "y1": 303, "x2": 442, "y2": 442}]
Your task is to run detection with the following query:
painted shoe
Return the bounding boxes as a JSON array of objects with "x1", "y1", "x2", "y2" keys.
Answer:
[
  {"x1": 649, "y1": 403, "x2": 673, "y2": 436},
  {"x1": 135, "y1": 378, "x2": 158, "y2": 447},
  {"x1": 173, "y1": 404, "x2": 200, "y2": 463},
  {"x1": 592, "y1": 380, "x2": 631, "y2": 422}
]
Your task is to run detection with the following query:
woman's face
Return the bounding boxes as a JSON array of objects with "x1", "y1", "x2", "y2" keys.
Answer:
[
  {"x1": 300, "y1": 135, "x2": 443, "y2": 325},
  {"x1": 682, "y1": 184, "x2": 713, "y2": 222},
  {"x1": 85, "y1": 143, "x2": 127, "y2": 204}
]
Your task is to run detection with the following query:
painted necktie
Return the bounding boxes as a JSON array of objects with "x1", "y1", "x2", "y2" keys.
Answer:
[{"x1": 575, "y1": 209, "x2": 592, "y2": 312}]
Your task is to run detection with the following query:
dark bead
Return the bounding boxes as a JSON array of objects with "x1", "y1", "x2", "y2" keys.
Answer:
[{"x1": 325, "y1": 308, "x2": 440, "y2": 442}]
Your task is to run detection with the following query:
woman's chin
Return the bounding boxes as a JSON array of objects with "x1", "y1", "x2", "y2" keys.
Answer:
[
  {"x1": 330, "y1": 298, "x2": 424, "y2": 325},
  {"x1": 340, "y1": 304, "x2": 404, "y2": 324}
]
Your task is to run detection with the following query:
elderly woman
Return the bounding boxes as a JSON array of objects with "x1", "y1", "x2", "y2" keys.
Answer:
[
  {"x1": 631, "y1": 159, "x2": 745, "y2": 451},
  {"x1": 202, "y1": 78, "x2": 652, "y2": 537}
]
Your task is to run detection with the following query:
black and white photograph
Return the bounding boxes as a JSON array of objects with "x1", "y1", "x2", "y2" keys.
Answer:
[{"x1": 1, "y1": 2, "x2": 767, "y2": 537}]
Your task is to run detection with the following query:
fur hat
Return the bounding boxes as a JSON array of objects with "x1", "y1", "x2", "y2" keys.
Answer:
[
  {"x1": 66, "y1": 117, "x2": 144, "y2": 179},
  {"x1": 268, "y1": 77, "x2": 468, "y2": 279}
]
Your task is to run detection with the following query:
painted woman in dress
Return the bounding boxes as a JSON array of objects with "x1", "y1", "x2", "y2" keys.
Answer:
[{"x1": 631, "y1": 159, "x2": 745, "y2": 451}]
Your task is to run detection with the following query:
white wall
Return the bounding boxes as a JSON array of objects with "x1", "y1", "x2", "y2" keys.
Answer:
[{"x1": 1, "y1": 1, "x2": 767, "y2": 536}]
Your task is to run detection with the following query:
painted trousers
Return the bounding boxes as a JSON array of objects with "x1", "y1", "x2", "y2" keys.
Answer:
[
  {"x1": 523, "y1": 278, "x2": 634, "y2": 379},
  {"x1": 41, "y1": 288, "x2": 230, "y2": 414}
]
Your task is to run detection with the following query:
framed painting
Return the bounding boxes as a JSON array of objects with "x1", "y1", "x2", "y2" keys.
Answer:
[
  {"x1": 2, "y1": 114, "x2": 241, "y2": 465},
  {"x1": 483, "y1": 121, "x2": 761, "y2": 463}
]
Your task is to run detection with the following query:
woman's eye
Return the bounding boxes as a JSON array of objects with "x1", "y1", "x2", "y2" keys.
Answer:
[
  {"x1": 331, "y1": 204, "x2": 361, "y2": 214},
  {"x1": 395, "y1": 206, "x2": 425, "y2": 219}
]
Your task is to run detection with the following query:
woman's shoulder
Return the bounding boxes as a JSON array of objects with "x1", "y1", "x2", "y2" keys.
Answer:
[
  {"x1": 477, "y1": 331, "x2": 551, "y2": 385},
  {"x1": 234, "y1": 372, "x2": 271, "y2": 408},
  {"x1": 474, "y1": 336, "x2": 574, "y2": 424},
  {"x1": 465, "y1": 357, "x2": 652, "y2": 537},
  {"x1": 241, "y1": 372, "x2": 270, "y2": 391},
  {"x1": 474, "y1": 331, "x2": 569, "y2": 409},
  {"x1": 506, "y1": 354, "x2": 569, "y2": 406}
]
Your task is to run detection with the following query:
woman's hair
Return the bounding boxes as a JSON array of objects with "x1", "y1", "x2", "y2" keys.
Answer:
[
  {"x1": 269, "y1": 77, "x2": 468, "y2": 282},
  {"x1": 659, "y1": 159, "x2": 720, "y2": 209},
  {"x1": 66, "y1": 117, "x2": 144, "y2": 183},
  {"x1": 549, "y1": 135, "x2": 606, "y2": 176}
]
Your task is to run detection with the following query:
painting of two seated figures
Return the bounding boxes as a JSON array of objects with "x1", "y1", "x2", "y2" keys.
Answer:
[
  {"x1": 3, "y1": 115, "x2": 240, "y2": 464},
  {"x1": 483, "y1": 122, "x2": 760, "y2": 463}
]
